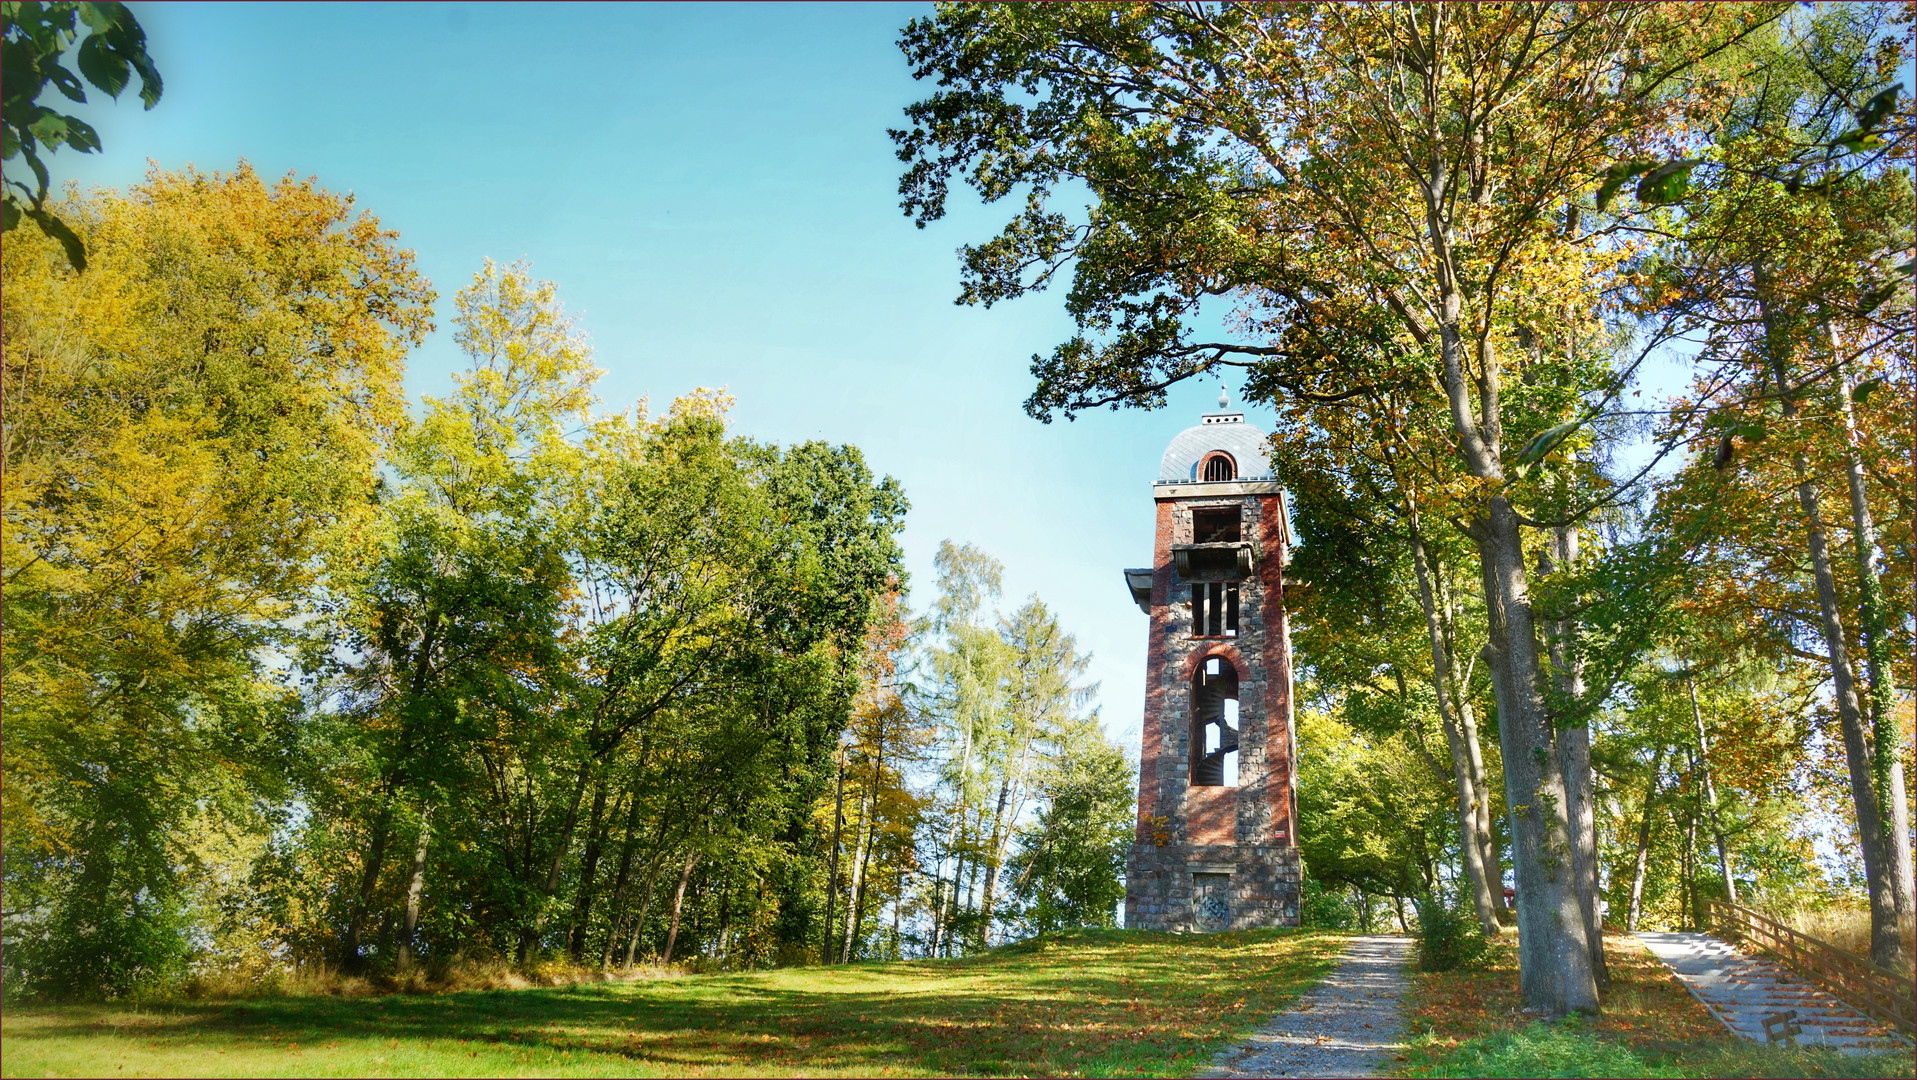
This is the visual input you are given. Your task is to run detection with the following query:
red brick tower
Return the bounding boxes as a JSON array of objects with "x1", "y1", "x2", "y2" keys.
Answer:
[{"x1": 1122, "y1": 391, "x2": 1300, "y2": 931}]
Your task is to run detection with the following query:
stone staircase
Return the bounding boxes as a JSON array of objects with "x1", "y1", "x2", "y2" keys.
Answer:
[{"x1": 1636, "y1": 931, "x2": 1911, "y2": 1055}]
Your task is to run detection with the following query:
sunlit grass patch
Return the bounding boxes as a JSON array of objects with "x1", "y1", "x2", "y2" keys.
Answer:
[
  {"x1": 0, "y1": 927, "x2": 1347, "y2": 1078},
  {"x1": 1393, "y1": 930, "x2": 1913, "y2": 1079}
]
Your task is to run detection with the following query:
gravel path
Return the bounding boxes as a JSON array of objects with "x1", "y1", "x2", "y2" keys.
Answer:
[
  {"x1": 1636, "y1": 931, "x2": 1909, "y2": 1055},
  {"x1": 1199, "y1": 935, "x2": 1412, "y2": 1079}
]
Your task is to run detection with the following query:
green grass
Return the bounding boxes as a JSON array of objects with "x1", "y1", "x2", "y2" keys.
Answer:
[
  {"x1": 0, "y1": 928, "x2": 1348, "y2": 1078},
  {"x1": 1424, "y1": 1017, "x2": 1913, "y2": 1078},
  {"x1": 1394, "y1": 930, "x2": 1913, "y2": 1080}
]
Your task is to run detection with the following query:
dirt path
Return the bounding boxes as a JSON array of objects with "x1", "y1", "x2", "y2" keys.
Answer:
[{"x1": 1198, "y1": 934, "x2": 1412, "y2": 1079}]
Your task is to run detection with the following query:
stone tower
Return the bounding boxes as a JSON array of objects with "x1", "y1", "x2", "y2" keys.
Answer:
[{"x1": 1122, "y1": 393, "x2": 1301, "y2": 931}]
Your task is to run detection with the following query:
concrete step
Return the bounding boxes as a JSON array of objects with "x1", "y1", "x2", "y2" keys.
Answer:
[{"x1": 1636, "y1": 931, "x2": 1911, "y2": 1057}]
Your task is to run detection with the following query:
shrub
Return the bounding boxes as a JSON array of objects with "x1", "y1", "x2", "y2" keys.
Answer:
[
  {"x1": 1413, "y1": 892, "x2": 1487, "y2": 972},
  {"x1": 1300, "y1": 877, "x2": 1357, "y2": 930}
]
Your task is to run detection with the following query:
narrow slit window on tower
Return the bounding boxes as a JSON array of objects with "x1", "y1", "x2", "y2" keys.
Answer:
[
  {"x1": 1202, "y1": 453, "x2": 1237, "y2": 482},
  {"x1": 1191, "y1": 582, "x2": 1240, "y2": 638}
]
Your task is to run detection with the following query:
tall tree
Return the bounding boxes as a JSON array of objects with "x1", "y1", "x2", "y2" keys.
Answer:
[
  {"x1": 2, "y1": 163, "x2": 433, "y2": 995},
  {"x1": 1632, "y1": 2, "x2": 1914, "y2": 965},
  {"x1": 894, "y1": 1, "x2": 1778, "y2": 1012},
  {"x1": 1004, "y1": 719, "x2": 1135, "y2": 935}
]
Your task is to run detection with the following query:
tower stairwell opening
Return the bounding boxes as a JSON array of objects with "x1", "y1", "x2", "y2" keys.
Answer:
[{"x1": 1191, "y1": 657, "x2": 1239, "y2": 787}]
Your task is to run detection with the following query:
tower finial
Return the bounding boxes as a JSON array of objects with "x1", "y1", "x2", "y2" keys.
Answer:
[{"x1": 1218, "y1": 383, "x2": 1230, "y2": 410}]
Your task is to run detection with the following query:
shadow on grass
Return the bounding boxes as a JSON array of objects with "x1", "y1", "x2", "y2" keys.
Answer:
[{"x1": 4, "y1": 928, "x2": 1348, "y2": 1078}]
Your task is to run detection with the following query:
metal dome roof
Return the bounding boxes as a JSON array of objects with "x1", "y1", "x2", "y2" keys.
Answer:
[{"x1": 1158, "y1": 411, "x2": 1274, "y2": 483}]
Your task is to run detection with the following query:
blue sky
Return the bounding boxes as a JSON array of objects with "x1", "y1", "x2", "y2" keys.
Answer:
[{"x1": 52, "y1": 1, "x2": 1255, "y2": 753}]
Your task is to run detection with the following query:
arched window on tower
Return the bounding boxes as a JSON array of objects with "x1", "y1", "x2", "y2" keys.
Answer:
[
  {"x1": 1202, "y1": 453, "x2": 1237, "y2": 482},
  {"x1": 1191, "y1": 656, "x2": 1240, "y2": 787}
]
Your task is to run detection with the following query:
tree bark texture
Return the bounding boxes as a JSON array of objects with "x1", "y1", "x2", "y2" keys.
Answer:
[
  {"x1": 398, "y1": 806, "x2": 431, "y2": 970},
  {"x1": 1541, "y1": 525, "x2": 1605, "y2": 988},
  {"x1": 1794, "y1": 463, "x2": 1910, "y2": 967},
  {"x1": 343, "y1": 799, "x2": 395, "y2": 971},
  {"x1": 1476, "y1": 496, "x2": 1598, "y2": 1015},
  {"x1": 1625, "y1": 748, "x2": 1664, "y2": 933},
  {"x1": 1411, "y1": 525, "x2": 1502, "y2": 935},
  {"x1": 1835, "y1": 347, "x2": 1915, "y2": 965},
  {"x1": 662, "y1": 850, "x2": 701, "y2": 964},
  {"x1": 1762, "y1": 281, "x2": 1911, "y2": 968}
]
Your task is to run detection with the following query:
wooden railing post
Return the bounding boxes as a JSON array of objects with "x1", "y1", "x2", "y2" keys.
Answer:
[{"x1": 1708, "y1": 901, "x2": 1914, "y2": 1038}]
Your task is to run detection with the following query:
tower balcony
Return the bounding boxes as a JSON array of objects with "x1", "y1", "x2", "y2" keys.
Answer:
[{"x1": 1172, "y1": 541, "x2": 1253, "y2": 582}]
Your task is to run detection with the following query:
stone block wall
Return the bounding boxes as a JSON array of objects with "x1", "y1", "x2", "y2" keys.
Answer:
[{"x1": 1126, "y1": 486, "x2": 1301, "y2": 931}]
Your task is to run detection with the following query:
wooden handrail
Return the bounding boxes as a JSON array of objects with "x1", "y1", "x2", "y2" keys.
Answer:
[{"x1": 1709, "y1": 900, "x2": 1915, "y2": 1037}]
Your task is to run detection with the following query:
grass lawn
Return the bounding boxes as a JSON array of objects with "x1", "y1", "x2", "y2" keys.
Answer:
[
  {"x1": 1392, "y1": 929, "x2": 1914, "y2": 1079},
  {"x1": 0, "y1": 928, "x2": 1347, "y2": 1078}
]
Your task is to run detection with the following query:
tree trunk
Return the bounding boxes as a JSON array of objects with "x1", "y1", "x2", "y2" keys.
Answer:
[
  {"x1": 1410, "y1": 524, "x2": 1501, "y2": 936},
  {"x1": 961, "y1": 846, "x2": 983, "y2": 952},
  {"x1": 1437, "y1": 535, "x2": 1503, "y2": 915},
  {"x1": 1540, "y1": 526, "x2": 1606, "y2": 988},
  {"x1": 662, "y1": 850, "x2": 701, "y2": 964},
  {"x1": 849, "y1": 720, "x2": 887, "y2": 962},
  {"x1": 842, "y1": 782, "x2": 873, "y2": 963},
  {"x1": 567, "y1": 780, "x2": 613, "y2": 960},
  {"x1": 1457, "y1": 691, "x2": 1504, "y2": 914},
  {"x1": 979, "y1": 775, "x2": 1013, "y2": 947},
  {"x1": 343, "y1": 798, "x2": 395, "y2": 971},
  {"x1": 1625, "y1": 749, "x2": 1664, "y2": 933},
  {"x1": 824, "y1": 747, "x2": 847, "y2": 963},
  {"x1": 1835, "y1": 344, "x2": 1915, "y2": 964},
  {"x1": 942, "y1": 850, "x2": 968, "y2": 956},
  {"x1": 1475, "y1": 496, "x2": 1598, "y2": 1015},
  {"x1": 517, "y1": 762, "x2": 597, "y2": 965},
  {"x1": 1682, "y1": 807, "x2": 1699, "y2": 930},
  {"x1": 1793, "y1": 461, "x2": 1909, "y2": 967},
  {"x1": 599, "y1": 788, "x2": 646, "y2": 969},
  {"x1": 1686, "y1": 672, "x2": 1737, "y2": 906},
  {"x1": 927, "y1": 872, "x2": 947, "y2": 958},
  {"x1": 398, "y1": 805, "x2": 432, "y2": 971},
  {"x1": 892, "y1": 861, "x2": 905, "y2": 959},
  {"x1": 1761, "y1": 281, "x2": 1910, "y2": 968},
  {"x1": 624, "y1": 851, "x2": 669, "y2": 968}
]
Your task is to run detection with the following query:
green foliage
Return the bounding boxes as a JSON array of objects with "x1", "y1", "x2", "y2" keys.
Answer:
[
  {"x1": 1, "y1": 165, "x2": 434, "y2": 998},
  {"x1": 296, "y1": 260, "x2": 911, "y2": 972},
  {"x1": 1004, "y1": 724, "x2": 1133, "y2": 934},
  {"x1": 1412, "y1": 893, "x2": 1489, "y2": 973},
  {"x1": 2, "y1": 187, "x2": 915, "y2": 993},
  {"x1": 1295, "y1": 707, "x2": 1455, "y2": 903},
  {"x1": 911, "y1": 543, "x2": 1105, "y2": 956},
  {"x1": 1, "y1": 1, "x2": 163, "y2": 269},
  {"x1": 1299, "y1": 877, "x2": 1358, "y2": 931}
]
